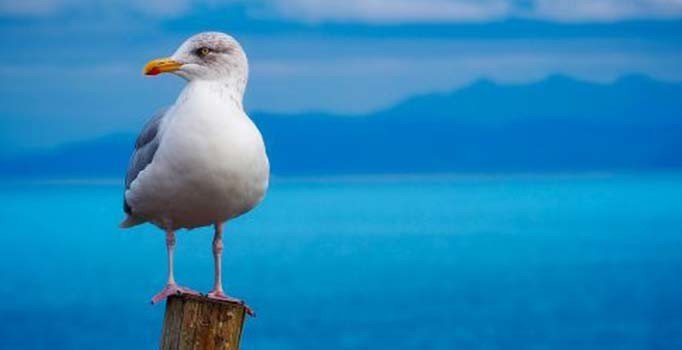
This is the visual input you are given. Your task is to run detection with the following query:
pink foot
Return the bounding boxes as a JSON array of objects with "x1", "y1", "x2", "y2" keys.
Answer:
[
  {"x1": 151, "y1": 283, "x2": 199, "y2": 304},
  {"x1": 207, "y1": 290, "x2": 255, "y2": 316}
]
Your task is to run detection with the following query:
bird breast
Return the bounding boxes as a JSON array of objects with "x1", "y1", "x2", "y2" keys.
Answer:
[{"x1": 134, "y1": 82, "x2": 269, "y2": 229}]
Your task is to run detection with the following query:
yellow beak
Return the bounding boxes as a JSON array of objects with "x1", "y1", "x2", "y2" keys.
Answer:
[{"x1": 143, "y1": 57, "x2": 183, "y2": 76}]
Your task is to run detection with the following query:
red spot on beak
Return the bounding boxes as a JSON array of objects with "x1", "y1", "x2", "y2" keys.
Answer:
[{"x1": 146, "y1": 67, "x2": 161, "y2": 76}]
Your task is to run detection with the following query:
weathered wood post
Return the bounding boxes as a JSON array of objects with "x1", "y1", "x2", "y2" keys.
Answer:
[{"x1": 160, "y1": 294, "x2": 250, "y2": 350}]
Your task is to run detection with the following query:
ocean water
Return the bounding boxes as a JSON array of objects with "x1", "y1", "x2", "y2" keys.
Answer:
[{"x1": 1, "y1": 174, "x2": 681, "y2": 349}]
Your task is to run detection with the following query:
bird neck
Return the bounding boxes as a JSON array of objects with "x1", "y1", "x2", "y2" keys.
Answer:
[{"x1": 180, "y1": 79, "x2": 246, "y2": 110}]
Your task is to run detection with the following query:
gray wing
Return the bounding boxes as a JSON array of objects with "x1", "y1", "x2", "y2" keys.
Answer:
[{"x1": 123, "y1": 107, "x2": 168, "y2": 214}]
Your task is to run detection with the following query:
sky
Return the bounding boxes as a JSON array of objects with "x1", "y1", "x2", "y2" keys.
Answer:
[{"x1": 1, "y1": 0, "x2": 682, "y2": 152}]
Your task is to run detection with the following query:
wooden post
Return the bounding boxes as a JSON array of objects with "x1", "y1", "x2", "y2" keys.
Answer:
[{"x1": 160, "y1": 294, "x2": 249, "y2": 350}]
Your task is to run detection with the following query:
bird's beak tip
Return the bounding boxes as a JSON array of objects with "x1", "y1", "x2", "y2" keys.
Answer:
[
  {"x1": 144, "y1": 67, "x2": 161, "y2": 76},
  {"x1": 143, "y1": 57, "x2": 182, "y2": 76}
]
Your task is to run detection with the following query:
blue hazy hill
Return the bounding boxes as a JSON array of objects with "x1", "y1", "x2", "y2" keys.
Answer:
[{"x1": 1, "y1": 75, "x2": 681, "y2": 178}]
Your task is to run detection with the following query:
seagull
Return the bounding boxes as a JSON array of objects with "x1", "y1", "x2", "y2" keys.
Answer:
[{"x1": 120, "y1": 32, "x2": 269, "y2": 310}]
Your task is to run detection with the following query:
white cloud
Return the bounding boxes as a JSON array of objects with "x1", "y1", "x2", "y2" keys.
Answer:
[
  {"x1": 266, "y1": 0, "x2": 512, "y2": 23},
  {"x1": 2, "y1": 0, "x2": 682, "y2": 22},
  {"x1": 0, "y1": 0, "x2": 197, "y2": 17},
  {"x1": 0, "y1": 0, "x2": 67, "y2": 16},
  {"x1": 530, "y1": 0, "x2": 682, "y2": 22},
  {"x1": 269, "y1": 0, "x2": 682, "y2": 23}
]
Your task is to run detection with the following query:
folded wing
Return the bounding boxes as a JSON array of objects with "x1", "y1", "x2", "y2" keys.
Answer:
[{"x1": 122, "y1": 108, "x2": 168, "y2": 222}]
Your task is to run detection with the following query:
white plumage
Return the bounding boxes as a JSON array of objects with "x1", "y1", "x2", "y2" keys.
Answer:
[
  {"x1": 125, "y1": 81, "x2": 269, "y2": 229},
  {"x1": 120, "y1": 32, "x2": 268, "y2": 309}
]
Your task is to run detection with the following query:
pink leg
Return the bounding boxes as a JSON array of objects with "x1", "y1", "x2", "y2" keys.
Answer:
[
  {"x1": 151, "y1": 229, "x2": 198, "y2": 304},
  {"x1": 207, "y1": 222, "x2": 254, "y2": 316}
]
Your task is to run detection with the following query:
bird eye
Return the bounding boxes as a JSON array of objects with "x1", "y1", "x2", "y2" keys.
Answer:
[{"x1": 196, "y1": 47, "x2": 211, "y2": 57}]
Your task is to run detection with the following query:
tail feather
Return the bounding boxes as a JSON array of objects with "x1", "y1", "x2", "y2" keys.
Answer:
[{"x1": 119, "y1": 215, "x2": 146, "y2": 228}]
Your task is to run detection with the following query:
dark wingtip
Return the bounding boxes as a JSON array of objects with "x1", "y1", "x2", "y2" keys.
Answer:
[{"x1": 124, "y1": 198, "x2": 132, "y2": 215}]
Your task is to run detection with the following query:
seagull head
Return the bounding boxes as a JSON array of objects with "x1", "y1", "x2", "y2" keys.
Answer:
[{"x1": 143, "y1": 32, "x2": 247, "y2": 83}]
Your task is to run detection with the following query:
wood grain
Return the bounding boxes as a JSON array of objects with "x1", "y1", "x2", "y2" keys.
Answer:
[{"x1": 160, "y1": 294, "x2": 247, "y2": 350}]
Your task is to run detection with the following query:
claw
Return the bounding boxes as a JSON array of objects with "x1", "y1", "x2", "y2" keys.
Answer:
[
  {"x1": 151, "y1": 284, "x2": 199, "y2": 304},
  {"x1": 207, "y1": 290, "x2": 255, "y2": 316}
]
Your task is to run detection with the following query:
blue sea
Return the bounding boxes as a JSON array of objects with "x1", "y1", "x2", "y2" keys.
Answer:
[{"x1": 1, "y1": 174, "x2": 681, "y2": 349}]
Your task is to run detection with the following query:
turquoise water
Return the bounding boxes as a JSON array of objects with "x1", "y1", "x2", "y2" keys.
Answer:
[{"x1": 1, "y1": 174, "x2": 681, "y2": 349}]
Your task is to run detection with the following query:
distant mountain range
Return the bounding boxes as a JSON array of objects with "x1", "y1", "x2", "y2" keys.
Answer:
[{"x1": 1, "y1": 75, "x2": 681, "y2": 178}]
